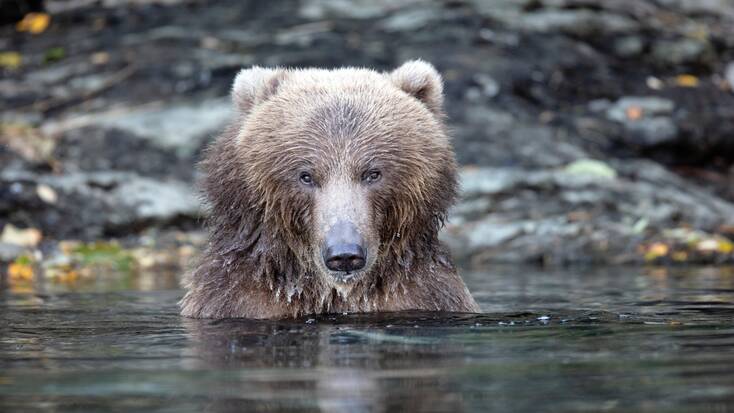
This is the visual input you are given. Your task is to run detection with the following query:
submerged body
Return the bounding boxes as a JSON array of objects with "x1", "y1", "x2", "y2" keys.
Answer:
[{"x1": 180, "y1": 61, "x2": 479, "y2": 319}]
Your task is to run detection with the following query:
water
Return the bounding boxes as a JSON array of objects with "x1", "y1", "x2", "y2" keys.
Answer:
[{"x1": 2, "y1": 266, "x2": 734, "y2": 412}]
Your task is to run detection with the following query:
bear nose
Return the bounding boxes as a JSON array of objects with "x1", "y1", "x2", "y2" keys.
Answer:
[
  {"x1": 322, "y1": 220, "x2": 366, "y2": 273},
  {"x1": 323, "y1": 244, "x2": 366, "y2": 272}
]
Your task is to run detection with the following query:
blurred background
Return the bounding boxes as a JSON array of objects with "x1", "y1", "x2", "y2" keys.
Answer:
[{"x1": 2, "y1": 0, "x2": 734, "y2": 292}]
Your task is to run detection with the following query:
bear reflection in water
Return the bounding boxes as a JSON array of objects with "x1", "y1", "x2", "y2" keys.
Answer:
[
  {"x1": 182, "y1": 315, "x2": 467, "y2": 412},
  {"x1": 181, "y1": 61, "x2": 479, "y2": 319}
]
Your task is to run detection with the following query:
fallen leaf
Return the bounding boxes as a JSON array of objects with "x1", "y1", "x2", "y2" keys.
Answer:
[
  {"x1": 564, "y1": 159, "x2": 617, "y2": 179},
  {"x1": 92, "y1": 17, "x2": 106, "y2": 31},
  {"x1": 632, "y1": 218, "x2": 649, "y2": 234},
  {"x1": 91, "y1": 51, "x2": 109, "y2": 65},
  {"x1": 1, "y1": 224, "x2": 42, "y2": 247},
  {"x1": 718, "y1": 239, "x2": 734, "y2": 254},
  {"x1": 567, "y1": 210, "x2": 591, "y2": 222},
  {"x1": 16, "y1": 12, "x2": 50, "y2": 34},
  {"x1": 46, "y1": 266, "x2": 80, "y2": 284},
  {"x1": 646, "y1": 76, "x2": 663, "y2": 90},
  {"x1": 625, "y1": 105, "x2": 643, "y2": 120},
  {"x1": 44, "y1": 47, "x2": 65, "y2": 63},
  {"x1": 697, "y1": 237, "x2": 734, "y2": 254},
  {"x1": 0, "y1": 52, "x2": 22, "y2": 69},
  {"x1": 0, "y1": 123, "x2": 55, "y2": 163},
  {"x1": 675, "y1": 74, "x2": 699, "y2": 87},
  {"x1": 644, "y1": 242, "x2": 669, "y2": 261},
  {"x1": 538, "y1": 111, "x2": 554, "y2": 123},
  {"x1": 697, "y1": 238, "x2": 720, "y2": 252},
  {"x1": 8, "y1": 259, "x2": 34, "y2": 281},
  {"x1": 59, "y1": 240, "x2": 81, "y2": 255},
  {"x1": 36, "y1": 184, "x2": 57, "y2": 204}
]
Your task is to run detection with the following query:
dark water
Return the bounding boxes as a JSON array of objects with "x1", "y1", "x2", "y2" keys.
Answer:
[{"x1": 2, "y1": 266, "x2": 734, "y2": 412}]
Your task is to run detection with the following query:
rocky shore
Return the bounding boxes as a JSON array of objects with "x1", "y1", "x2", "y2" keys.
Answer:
[{"x1": 2, "y1": 0, "x2": 734, "y2": 276}]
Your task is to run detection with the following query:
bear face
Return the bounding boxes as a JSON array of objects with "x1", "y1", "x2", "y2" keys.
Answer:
[{"x1": 181, "y1": 61, "x2": 479, "y2": 319}]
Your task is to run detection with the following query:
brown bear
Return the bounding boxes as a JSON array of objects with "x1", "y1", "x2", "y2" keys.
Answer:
[{"x1": 180, "y1": 60, "x2": 480, "y2": 319}]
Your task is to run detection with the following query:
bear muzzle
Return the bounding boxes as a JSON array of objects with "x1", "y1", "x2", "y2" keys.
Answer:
[{"x1": 322, "y1": 220, "x2": 367, "y2": 275}]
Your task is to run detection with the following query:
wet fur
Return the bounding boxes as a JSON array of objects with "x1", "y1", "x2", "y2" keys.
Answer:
[{"x1": 180, "y1": 61, "x2": 480, "y2": 319}]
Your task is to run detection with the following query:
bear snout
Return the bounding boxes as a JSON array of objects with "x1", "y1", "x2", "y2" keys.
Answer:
[{"x1": 322, "y1": 220, "x2": 367, "y2": 274}]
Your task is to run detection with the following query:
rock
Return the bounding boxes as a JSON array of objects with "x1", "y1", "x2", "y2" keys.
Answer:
[
  {"x1": 43, "y1": 99, "x2": 231, "y2": 158},
  {"x1": 378, "y1": 9, "x2": 440, "y2": 32},
  {"x1": 651, "y1": 38, "x2": 710, "y2": 66},
  {"x1": 443, "y1": 161, "x2": 734, "y2": 265},
  {"x1": 54, "y1": 126, "x2": 196, "y2": 181},
  {"x1": 606, "y1": 96, "x2": 675, "y2": 121},
  {"x1": 726, "y1": 62, "x2": 734, "y2": 92},
  {"x1": 193, "y1": 49, "x2": 255, "y2": 72},
  {"x1": 449, "y1": 197, "x2": 492, "y2": 222},
  {"x1": 588, "y1": 99, "x2": 612, "y2": 113},
  {"x1": 299, "y1": 0, "x2": 424, "y2": 19},
  {"x1": 26, "y1": 61, "x2": 91, "y2": 85},
  {"x1": 605, "y1": 97, "x2": 678, "y2": 146},
  {"x1": 476, "y1": 28, "x2": 520, "y2": 46},
  {"x1": 614, "y1": 36, "x2": 645, "y2": 58},
  {"x1": 459, "y1": 167, "x2": 523, "y2": 197},
  {"x1": 453, "y1": 107, "x2": 588, "y2": 167},
  {"x1": 474, "y1": 4, "x2": 639, "y2": 36},
  {"x1": 473, "y1": 73, "x2": 500, "y2": 98},
  {"x1": 0, "y1": 242, "x2": 24, "y2": 262},
  {"x1": 113, "y1": 177, "x2": 201, "y2": 223},
  {"x1": 467, "y1": 0, "x2": 533, "y2": 23},
  {"x1": 1, "y1": 170, "x2": 201, "y2": 239},
  {"x1": 659, "y1": 0, "x2": 734, "y2": 16},
  {"x1": 519, "y1": 10, "x2": 639, "y2": 36},
  {"x1": 92, "y1": 99, "x2": 231, "y2": 157},
  {"x1": 624, "y1": 117, "x2": 679, "y2": 146},
  {"x1": 465, "y1": 218, "x2": 524, "y2": 250},
  {"x1": 274, "y1": 22, "x2": 335, "y2": 47}
]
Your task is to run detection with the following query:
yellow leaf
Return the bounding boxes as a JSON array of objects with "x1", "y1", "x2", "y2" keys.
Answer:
[
  {"x1": 8, "y1": 262, "x2": 34, "y2": 281},
  {"x1": 675, "y1": 74, "x2": 699, "y2": 88},
  {"x1": 644, "y1": 242, "x2": 669, "y2": 261},
  {"x1": 51, "y1": 268, "x2": 80, "y2": 284},
  {"x1": 16, "y1": 12, "x2": 50, "y2": 34},
  {"x1": 0, "y1": 52, "x2": 22, "y2": 69},
  {"x1": 719, "y1": 240, "x2": 734, "y2": 254},
  {"x1": 671, "y1": 251, "x2": 688, "y2": 262}
]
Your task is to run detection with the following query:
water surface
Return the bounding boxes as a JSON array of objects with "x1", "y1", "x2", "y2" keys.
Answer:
[{"x1": 2, "y1": 266, "x2": 734, "y2": 412}]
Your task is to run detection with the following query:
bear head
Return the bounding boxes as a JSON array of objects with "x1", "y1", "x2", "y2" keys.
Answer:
[{"x1": 201, "y1": 60, "x2": 457, "y2": 296}]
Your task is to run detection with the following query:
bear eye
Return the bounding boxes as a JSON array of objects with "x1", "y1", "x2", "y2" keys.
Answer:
[
  {"x1": 299, "y1": 172, "x2": 314, "y2": 186},
  {"x1": 363, "y1": 169, "x2": 381, "y2": 184}
]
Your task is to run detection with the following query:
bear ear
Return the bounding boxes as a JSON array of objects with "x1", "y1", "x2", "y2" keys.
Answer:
[
  {"x1": 389, "y1": 60, "x2": 444, "y2": 115},
  {"x1": 231, "y1": 67, "x2": 286, "y2": 113}
]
